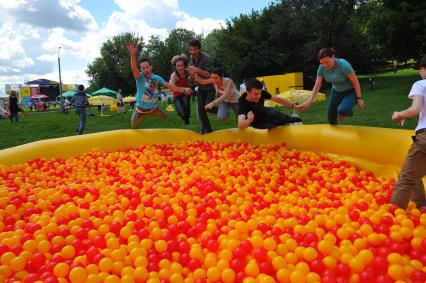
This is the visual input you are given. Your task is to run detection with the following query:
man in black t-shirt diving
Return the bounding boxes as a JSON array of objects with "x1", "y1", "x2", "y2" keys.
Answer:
[{"x1": 238, "y1": 78, "x2": 303, "y2": 129}]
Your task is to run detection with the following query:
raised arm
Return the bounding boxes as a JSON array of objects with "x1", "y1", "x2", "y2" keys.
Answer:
[{"x1": 125, "y1": 43, "x2": 140, "y2": 79}]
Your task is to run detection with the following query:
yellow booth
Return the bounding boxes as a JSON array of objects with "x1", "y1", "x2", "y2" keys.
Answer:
[{"x1": 257, "y1": 72, "x2": 303, "y2": 95}]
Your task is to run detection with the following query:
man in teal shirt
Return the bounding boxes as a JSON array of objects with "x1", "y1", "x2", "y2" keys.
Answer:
[
  {"x1": 299, "y1": 48, "x2": 364, "y2": 124},
  {"x1": 126, "y1": 43, "x2": 192, "y2": 129}
]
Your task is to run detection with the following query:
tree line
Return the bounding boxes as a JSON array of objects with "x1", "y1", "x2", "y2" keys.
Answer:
[{"x1": 86, "y1": 0, "x2": 425, "y2": 94}]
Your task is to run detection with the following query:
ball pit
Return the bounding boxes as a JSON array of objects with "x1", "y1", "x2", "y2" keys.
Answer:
[{"x1": 0, "y1": 126, "x2": 426, "y2": 283}]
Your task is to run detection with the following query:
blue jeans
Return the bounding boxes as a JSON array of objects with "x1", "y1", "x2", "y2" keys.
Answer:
[
  {"x1": 217, "y1": 102, "x2": 238, "y2": 122},
  {"x1": 328, "y1": 88, "x2": 356, "y2": 124},
  {"x1": 75, "y1": 107, "x2": 86, "y2": 134},
  {"x1": 173, "y1": 95, "x2": 190, "y2": 124}
]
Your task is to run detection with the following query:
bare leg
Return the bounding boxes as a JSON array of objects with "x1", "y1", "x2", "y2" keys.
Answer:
[
  {"x1": 152, "y1": 108, "x2": 167, "y2": 120},
  {"x1": 337, "y1": 114, "x2": 346, "y2": 121},
  {"x1": 131, "y1": 111, "x2": 145, "y2": 129}
]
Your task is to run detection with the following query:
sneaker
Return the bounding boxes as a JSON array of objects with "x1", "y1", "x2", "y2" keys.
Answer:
[
  {"x1": 290, "y1": 111, "x2": 303, "y2": 125},
  {"x1": 291, "y1": 111, "x2": 299, "y2": 118}
]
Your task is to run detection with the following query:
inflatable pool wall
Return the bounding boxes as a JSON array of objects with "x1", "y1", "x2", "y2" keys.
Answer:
[{"x1": 0, "y1": 125, "x2": 417, "y2": 180}]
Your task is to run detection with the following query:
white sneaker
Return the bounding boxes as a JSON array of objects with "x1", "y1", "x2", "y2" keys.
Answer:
[{"x1": 290, "y1": 111, "x2": 303, "y2": 125}]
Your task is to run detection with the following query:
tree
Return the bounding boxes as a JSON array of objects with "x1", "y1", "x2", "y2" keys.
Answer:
[
  {"x1": 86, "y1": 33, "x2": 144, "y2": 95},
  {"x1": 87, "y1": 1, "x2": 424, "y2": 93},
  {"x1": 211, "y1": 4, "x2": 287, "y2": 83},
  {"x1": 87, "y1": 29, "x2": 201, "y2": 92},
  {"x1": 211, "y1": 0, "x2": 373, "y2": 85},
  {"x1": 202, "y1": 29, "x2": 222, "y2": 62},
  {"x1": 143, "y1": 29, "x2": 200, "y2": 80},
  {"x1": 144, "y1": 36, "x2": 168, "y2": 80},
  {"x1": 364, "y1": 0, "x2": 426, "y2": 63},
  {"x1": 165, "y1": 28, "x2": 201, "y2": 59}
]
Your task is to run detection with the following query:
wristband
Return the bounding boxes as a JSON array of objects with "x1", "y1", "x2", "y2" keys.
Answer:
[
  {"x1": 356, "y1": 97, "x2": 363, "y2": 100},
  {"x1": 396, "y1": 113, "x2": 405, "y2": 126}
]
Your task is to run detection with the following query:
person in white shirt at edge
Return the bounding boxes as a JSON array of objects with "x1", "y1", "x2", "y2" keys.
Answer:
[
  {"x1": 117, "y1": 89, "x2": 124, "y2": 114},
  {"x1": 390, "y1": 55, "x2": 426, "y2": 211}
]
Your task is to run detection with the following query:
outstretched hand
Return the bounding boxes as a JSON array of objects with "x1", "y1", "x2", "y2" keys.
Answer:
[
  {"x1": 192, "y1": 72, "x2": 200, "y2": 82},
  {"x1": 297, "y1": 101, "x2": 311, "y2": 110},
  {"x1": 392, "y1": 111, "x2": 401, "y2": 120},
  {"x1": 125, "y1": 42, "x2": 137, "y2": 55},
  {"x1": 205, "y1": 102, "x2": 215, "y2": 110},
  {"x1": 357, "y1": 99, "x2": 364, "y2": 111},
  {"x1": 185, "y1": 88, "x2": 193, "y2": 95},
  {"x1": 188, "y1": 66, "x2": 198, "y2": 76}
]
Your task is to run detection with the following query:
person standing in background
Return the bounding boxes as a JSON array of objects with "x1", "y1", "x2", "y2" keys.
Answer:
[
  {"x1": 117, "y1": 89, "x2": 124, "y2": 114},
  {"x1": 73, "y1": 85, "x2": 89, "y2": 135},
  {"x1": 9, "y1": 91, "x2": 20, "y2": 122},
  {"x1": 240, "y1": 79, "x2": 247, "y2": 93},
  {"x1": 390, "y1": 55, "x2": 426, "y2": 211}
]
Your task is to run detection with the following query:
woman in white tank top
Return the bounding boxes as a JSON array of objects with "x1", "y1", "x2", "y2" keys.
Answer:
[{"x1": 195, "y1": 67, "x2": 239, "y2": 123}]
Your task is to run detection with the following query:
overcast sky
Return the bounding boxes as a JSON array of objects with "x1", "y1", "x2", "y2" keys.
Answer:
[{"x1": 0, "y1": 0, "x2": 273, "y2": 90}]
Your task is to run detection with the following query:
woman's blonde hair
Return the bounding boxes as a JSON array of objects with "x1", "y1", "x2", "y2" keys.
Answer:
[{"x1": 171, "y1": 54, "x2": 188, "y2": 67}]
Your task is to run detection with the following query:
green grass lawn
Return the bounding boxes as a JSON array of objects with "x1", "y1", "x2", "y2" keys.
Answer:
[{"x1": 0, "y1": 68, "x2": 421, "y2": 150}]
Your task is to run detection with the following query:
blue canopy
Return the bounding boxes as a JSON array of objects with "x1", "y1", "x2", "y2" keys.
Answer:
[{"x1": 25, "y1": 79, "x2": 59, "y2": 85}]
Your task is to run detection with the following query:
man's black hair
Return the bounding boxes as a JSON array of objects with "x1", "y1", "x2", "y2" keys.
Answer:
[
  {"x1": 188, "y1": 39, "x2": 202, "y2": 49},
  {"x1": 246, "y1": 78, "x2": 263, "y2": 91},
  {"x1": 419, "y1": 55, "x2": 426, "y2": 69},
  {"x1": 139, "y1": 57, "x2": 151, "y2": 65},
  {"x1": 78, "y1": 84, "x2": 84, "y2": 91},
  {"x1": 211, "y1": 67, "x2": 224, "y2": 77}
]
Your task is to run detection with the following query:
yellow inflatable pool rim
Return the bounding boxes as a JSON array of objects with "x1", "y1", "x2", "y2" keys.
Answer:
[{"x1": 0, "y1": 125, "x2": 418, "y2": 181}]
